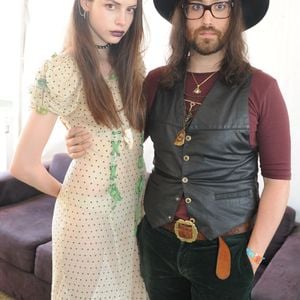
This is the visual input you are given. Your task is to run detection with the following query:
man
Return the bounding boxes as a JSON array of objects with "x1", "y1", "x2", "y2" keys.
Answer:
[
  {"x1": 137, "y1": 0, "x2": 290, "y2": 299},
  {"x1": 66, "y1": 0, "x2": 291, "y2": 299}
]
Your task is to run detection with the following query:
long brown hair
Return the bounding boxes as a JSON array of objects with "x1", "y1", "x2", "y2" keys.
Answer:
[
  {"x1": 66, "y1": 0, "x2": 145, "y2": 131},
  {"x1": 162, "y1": 0, "x2": 251, "y2": 87}
]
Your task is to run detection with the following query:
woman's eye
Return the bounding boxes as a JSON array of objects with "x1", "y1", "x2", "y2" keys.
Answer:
[
  {"x1": 127, "y1": 7, "x2": 136, "y2": 14},
  {"x1": 105, "y1": 4, "x2": 116, "y2": 10}
]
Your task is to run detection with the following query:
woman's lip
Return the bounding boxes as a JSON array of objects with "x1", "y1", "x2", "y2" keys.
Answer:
[{"x1": 110, "y1": 31, "x2": 125, "y2": 37}]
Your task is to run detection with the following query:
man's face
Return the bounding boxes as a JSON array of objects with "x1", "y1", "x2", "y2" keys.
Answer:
[{"x1": 184, "y1": 0, "x2": 231, "y2": 55}]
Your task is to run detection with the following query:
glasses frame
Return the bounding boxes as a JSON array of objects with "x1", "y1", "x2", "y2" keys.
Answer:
[{"x1": 182, "y1": 1, "x2": 234, "y2": 20}]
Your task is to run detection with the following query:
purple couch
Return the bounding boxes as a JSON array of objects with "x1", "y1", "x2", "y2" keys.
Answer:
[
  {"x1": 0, "y1": 153, "x2": 299, "y2": 299},
  {"x1": 0, "y1": 153, "x2": 71, "y2": 300}
]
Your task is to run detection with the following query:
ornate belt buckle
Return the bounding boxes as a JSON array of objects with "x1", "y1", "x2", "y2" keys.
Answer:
[{"x1": 174, "y1": 218, "x2": 198, "y2": 243}]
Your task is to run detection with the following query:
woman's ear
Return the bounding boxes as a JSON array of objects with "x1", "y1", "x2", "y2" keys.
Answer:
[{"x1": 79, "y1": 0, "x2": 90, "y2": 12}]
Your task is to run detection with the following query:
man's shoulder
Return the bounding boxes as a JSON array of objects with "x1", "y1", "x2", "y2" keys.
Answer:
[
  {"x1": 145, "y1": 66, "x2": 167, "y2": 82},
  {"x1": 251, "y1": 68, "x2": 277, "y2": 85}
]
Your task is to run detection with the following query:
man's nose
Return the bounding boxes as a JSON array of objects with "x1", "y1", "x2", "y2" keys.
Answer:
[{"x1": 202, "y1": 8, "x2": 214, "y2": 25}]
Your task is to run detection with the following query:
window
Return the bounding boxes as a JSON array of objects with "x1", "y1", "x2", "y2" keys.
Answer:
[
  {"x1": 0, "y1": 2, "x2": 23, "y2": 171},
  {"x1": 0, "y1": 0, "x2": 73, "y2": 170}
]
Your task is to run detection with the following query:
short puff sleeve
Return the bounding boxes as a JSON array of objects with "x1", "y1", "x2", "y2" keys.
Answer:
[{"x1": 30, "y1": 53, "x2": 81, "y2": 117}]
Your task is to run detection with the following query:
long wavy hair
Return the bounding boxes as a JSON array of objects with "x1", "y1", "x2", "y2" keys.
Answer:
[
  {"x1": 161, "y1": 0, "x2": 251, "y2": 87},
  {"x1": 65, "y1": 0, "x2": 145, "y2": 131}
]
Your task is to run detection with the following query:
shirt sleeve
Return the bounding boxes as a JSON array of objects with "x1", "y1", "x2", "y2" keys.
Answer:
[
  {"x1": 249, "y1": 70, "x2": 291, "y2": 180},
  {"x1": 30, "y1": 53, "x2": 81, "y2": 117}
]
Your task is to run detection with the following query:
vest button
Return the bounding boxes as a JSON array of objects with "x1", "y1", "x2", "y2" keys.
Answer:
[
  {"x1": 186, "y1": 135, "x2": 192, "y2": 141},
  {"x1": 168, "y1": 216, "x2": 172, "y2": 220},
  {"x1": 175, "y1": 196, "x2": 181, "y2": 201},
  {"x1": 182, "y1": 177, "x2": 188, "y2": 183},
  {"x1": 183, "y1": 155, "x2": 190, "y2": 161},
  {"x1": 185, "y1": 197, "x2": 192, "y2": 204}
]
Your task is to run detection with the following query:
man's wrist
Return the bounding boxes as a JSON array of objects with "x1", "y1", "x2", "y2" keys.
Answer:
[{"x1": 246, "y1": 247, "x2": 265, "y2": 265}]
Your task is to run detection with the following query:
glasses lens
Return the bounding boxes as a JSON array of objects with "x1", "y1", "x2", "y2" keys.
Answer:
[
  {"x1": 212, "y1": 2, "x2": 231, "y2": 18},
  {"x1": 184, "y1": 3, "x2": 204, "y2": 19}
]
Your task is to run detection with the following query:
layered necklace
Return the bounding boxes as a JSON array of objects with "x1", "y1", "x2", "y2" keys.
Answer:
[{"x1": 174, "y1": 71, "x2": 217, "y2": 146}]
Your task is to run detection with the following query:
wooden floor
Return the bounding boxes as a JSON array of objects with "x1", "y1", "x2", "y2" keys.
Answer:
[{"x1": 0, "y1": 291, "x2": 14, "y2": 300}]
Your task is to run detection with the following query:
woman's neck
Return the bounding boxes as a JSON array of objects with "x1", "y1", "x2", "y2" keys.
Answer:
[{"x1": 98, "y1": 55, "x2": 112, "y2": 78}]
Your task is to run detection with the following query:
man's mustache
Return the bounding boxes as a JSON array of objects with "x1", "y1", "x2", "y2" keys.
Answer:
[{"x1": 195, "y1": 26, "x2": 221, "y2": 36}]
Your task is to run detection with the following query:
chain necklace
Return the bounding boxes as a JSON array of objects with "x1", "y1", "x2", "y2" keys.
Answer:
[
  {"x1": 173, "y1": 72, "x2": 217, "y2": 146},
  {"x1": 174, "y1": 99, "x2": 202, "y2": 146},
  {"x1": 191, "y1": 71, "x2": 217, "y2": 94}
]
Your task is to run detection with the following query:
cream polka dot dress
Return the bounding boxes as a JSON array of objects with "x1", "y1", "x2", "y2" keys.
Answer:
[{"x1": 30, "y1": 53, "x2": 148, "y2": 300}]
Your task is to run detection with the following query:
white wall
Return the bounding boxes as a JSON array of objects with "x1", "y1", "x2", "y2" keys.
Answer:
[
  {"x1": 246, "y1": 1, "x2": 300, "y2": 219},
  {"x1": 142, "y1": 0, "x2": 300, "y2": 219}
]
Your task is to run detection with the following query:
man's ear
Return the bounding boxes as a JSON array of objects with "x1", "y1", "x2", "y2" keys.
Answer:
[{"x1": 79, "y1": 0, "x2": 90, "y2": 12}]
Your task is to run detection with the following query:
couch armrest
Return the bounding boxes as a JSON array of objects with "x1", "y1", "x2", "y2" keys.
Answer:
[
  {"x1": 0, "y1": 153, "x2": 71, "y2": 207},
  {"x1": 252, "y1": 226, "x2": 300, "y2": 300},
  {"x1": 0, "y1": 171, "x2": 43, "y2": 207}
]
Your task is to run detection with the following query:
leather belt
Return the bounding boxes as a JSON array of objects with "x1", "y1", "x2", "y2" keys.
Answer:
[
  {"x1": 161, "y1": 218, "x2": 252, "y2": 280},
  {"x1": 161, "y1": 218, "x2": 251, "y2": 242}
]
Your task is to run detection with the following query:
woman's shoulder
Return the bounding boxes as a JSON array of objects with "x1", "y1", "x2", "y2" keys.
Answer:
[
  {"x1": 30, "y1": 52, "x2": 82, "y2": 116},
  {"x1": 38, "y1": 52, "x2": 81, "y2": 96},
  {"x1": 44, "y1": 52, "x2": 80, "y2": 81}
]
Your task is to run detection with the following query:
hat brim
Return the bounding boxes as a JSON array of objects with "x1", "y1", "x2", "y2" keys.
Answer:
[{"x1": 153, "y1": 0, "x2": 269, "y2": 30}]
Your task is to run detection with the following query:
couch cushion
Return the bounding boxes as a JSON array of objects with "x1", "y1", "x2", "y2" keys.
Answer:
[
  {"x1": 35, "y1": 241, "x2": 52, "y2": 284},
  {"x1": 263, "y1": 206, "x2": 296, "y2": 262},
  {"x1": 48, "y1": 153, "x2": 72, "y2": 183},
  {"x1": 0, "y1": 196, "x2": 54, "y2": 272},
  {"x1": 252, "y1": 227, "x2": 300, "y2": 300}
]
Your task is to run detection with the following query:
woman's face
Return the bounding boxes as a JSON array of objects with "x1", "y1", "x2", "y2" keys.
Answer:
[{"x1": 80, "y1": 0, "x2": 138, "y2": 45}]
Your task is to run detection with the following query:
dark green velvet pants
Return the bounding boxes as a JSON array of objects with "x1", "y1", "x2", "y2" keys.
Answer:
[{"x1": 137, "y1": 217, "x2": 254, "y2": 300}]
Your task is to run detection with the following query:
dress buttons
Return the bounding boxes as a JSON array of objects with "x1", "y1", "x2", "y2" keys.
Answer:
[
  {"x1": 186, "y1": 135, "x2": 192, "y2": 141},
  {"x1": 183, "y1": 155, "x2": 190, "y2": 161},
  {"x1": 185, "y1": 197, "x2": 192, "y2": 204},
  {"x1": 182, "y1": 177, "x2": 188, "y2": 183}
]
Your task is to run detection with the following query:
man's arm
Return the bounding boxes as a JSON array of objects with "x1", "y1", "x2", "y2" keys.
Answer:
[
  {"x1": 65, "y1": 126, "x2": 92, "y2": 158},
  {"x1": 247, "y1": 178, "x2": 290, "y2": 272}
]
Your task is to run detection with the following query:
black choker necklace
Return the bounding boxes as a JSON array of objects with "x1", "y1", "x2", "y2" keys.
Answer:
[{"x1": 96, "y1": 43, "x2": 111, "y2": 50}]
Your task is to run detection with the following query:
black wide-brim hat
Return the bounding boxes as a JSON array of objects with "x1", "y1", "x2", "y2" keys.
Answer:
[{"x1": 153, "y1": 0, "x2": 269, "y2": 30}]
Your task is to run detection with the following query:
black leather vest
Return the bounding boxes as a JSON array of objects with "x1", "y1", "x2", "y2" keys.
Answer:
[{"x1": 144, "y1": 75, "x2": 259, "y2": 240}]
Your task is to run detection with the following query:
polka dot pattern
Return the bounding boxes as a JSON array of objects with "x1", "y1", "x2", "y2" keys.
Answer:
[{"x1": 31, "y1": 53, "x2": 147, "y2": 299}]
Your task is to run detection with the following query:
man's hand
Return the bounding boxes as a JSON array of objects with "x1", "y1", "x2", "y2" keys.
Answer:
[{"x1": 65, "y1": 127, "x2": 92, "y2": 159}]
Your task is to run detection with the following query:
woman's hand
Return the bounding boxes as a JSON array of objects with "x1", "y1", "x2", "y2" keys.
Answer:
[{"x1": 65, "y1": 126, "x2": 92, "y2": 158}]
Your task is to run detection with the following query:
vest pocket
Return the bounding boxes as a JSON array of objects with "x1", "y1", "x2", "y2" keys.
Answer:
[{"x1": 215, "y1": 189, "x2": 252, "y2": 200}]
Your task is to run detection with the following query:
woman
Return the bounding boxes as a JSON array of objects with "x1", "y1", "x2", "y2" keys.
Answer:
[{"x1": 10, "y1": 0, "x2": 147, "y2": 299}]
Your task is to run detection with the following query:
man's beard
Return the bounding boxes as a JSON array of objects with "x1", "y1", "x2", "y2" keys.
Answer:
[{"x1": 187, "y1": 26, "x2": 226, "y2": 56}]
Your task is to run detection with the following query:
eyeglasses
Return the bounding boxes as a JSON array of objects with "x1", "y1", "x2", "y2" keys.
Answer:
[{"x1": 182, "y1": 1, "x2": 234, "y2": 20}]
